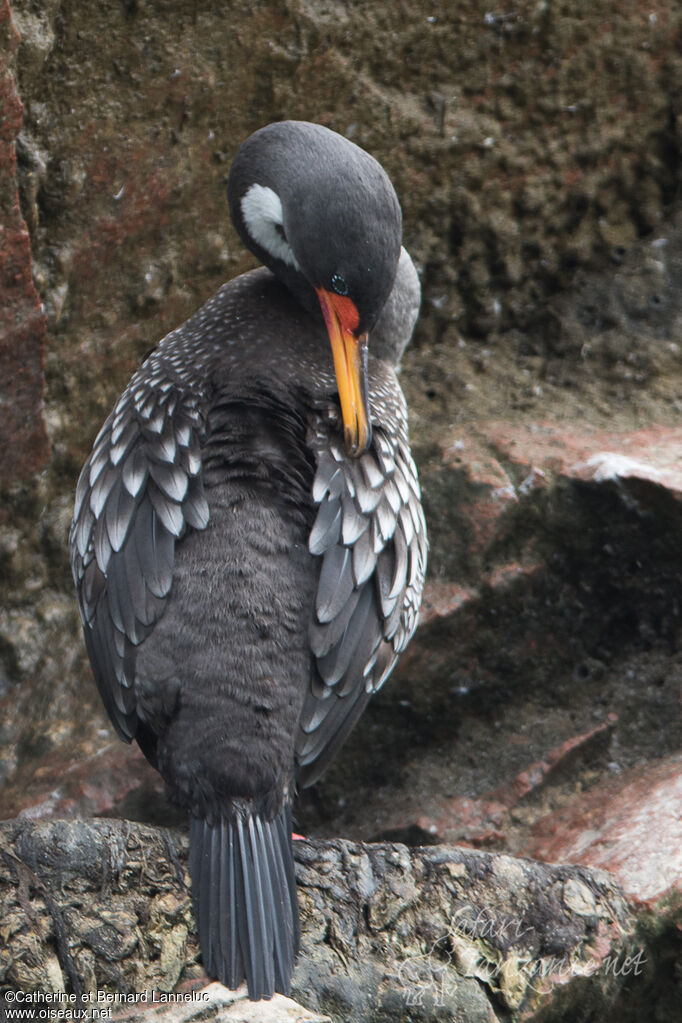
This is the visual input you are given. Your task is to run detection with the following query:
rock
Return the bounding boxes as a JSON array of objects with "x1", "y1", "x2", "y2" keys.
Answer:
[
  {"x1": 523, "y1": 753, "x2": 682, "y2": 908},
  {"x1": 0, "y1": 818, "x2": 640, "y2": 1022},
  {"x1": 110, "y1": 983, "x2": 333, "y2": 1023},
  {"x1": 1, "y1": 0, "x2": 682, "y2": 1017},
  {"x1": 423, "y1": 418, "x2": 682, "y2": 588},
  {"x1": 0, "y1": 0, "x2": 49, "y2": 483},
  {"x1": 478, "y1": 420, "x2": 682, "y2": 498},
  {"x1": 1, "y1": 0, "x2": 681, "y2": 840},
  {"x1": 407, "y1": 719, "x2": 619, "y2": 849},
  {"x1": 298, "y1": 413, "x2": 682, "y2": 846},
  {"x1": 0, "y1": 741, "x2": 171, "y2": 824}
]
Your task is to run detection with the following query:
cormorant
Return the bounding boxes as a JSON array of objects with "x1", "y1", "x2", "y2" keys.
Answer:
[{"x1": 70, "y1": 120, "x2": 427, "y2": 1000}]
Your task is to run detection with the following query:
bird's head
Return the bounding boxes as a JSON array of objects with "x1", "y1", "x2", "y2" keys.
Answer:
[{"x1": 227, "y1": 121, "x2": 403, "y2": 457}]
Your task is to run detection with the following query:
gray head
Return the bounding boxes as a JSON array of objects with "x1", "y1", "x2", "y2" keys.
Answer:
[
  {"x1": 227, "y1": 121, "x2": 408, "y2": 455},
  {"x1": 228, "y1": 121, "x2": 402, "y2": 333}
]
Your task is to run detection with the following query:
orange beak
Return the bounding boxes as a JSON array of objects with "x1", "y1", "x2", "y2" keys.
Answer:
[{"x1": 315, "y1": 287, "x2": 372, "y2": 457}]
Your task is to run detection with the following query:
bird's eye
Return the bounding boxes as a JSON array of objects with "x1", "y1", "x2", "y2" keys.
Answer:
[{"x1": 331, "y1": 274, "x2": 349, "y2": 296}]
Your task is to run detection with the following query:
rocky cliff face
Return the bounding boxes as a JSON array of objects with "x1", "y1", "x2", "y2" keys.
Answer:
[{"x1": 0, "y1": 1, "x2": 681, "y2": 1020}]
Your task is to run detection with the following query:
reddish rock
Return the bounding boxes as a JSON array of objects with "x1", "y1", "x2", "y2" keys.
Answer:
[
  {"x1": 426, "y1": 420, "x2": 682, "y2": 609},
  {"x1": 416, "y1": 795, "x2": 508, "y2": 848},
  {"x1": 440, "y1": 432, "x2": 518, "y2": 558},
  {"x1": 0, "y1": 2, "x2": 48, "y2": 485},
  {"x1": 480, "y1": 420, "x2": 682, "y2": 497},
  {"x1": 419, "y1": 580, "x2": 476, "y2": 625},
  {"x1": 404, "y1": 720, "x2": 618, "y2": 849},
  {"x1": 487, "y1": 718, "x2": 619, "y2": 808},
  {"x1": 523, "y1": 753, "x2": 682, "y2": 907},
  {"x1": 0, "y1": 739, "x2": 169, "y2": 823},
  {"x1": 438, "y1": 420, "x2": 682, "y2": 562}
]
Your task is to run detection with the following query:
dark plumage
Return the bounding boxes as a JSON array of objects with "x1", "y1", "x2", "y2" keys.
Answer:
[{"x1": 70, "y1": 120, "x2": 427, "y2": 1000}]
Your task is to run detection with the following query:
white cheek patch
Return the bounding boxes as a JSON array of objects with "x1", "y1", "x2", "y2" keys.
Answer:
[{"x1": 241, "y1": 183, "x2": 301, "y2": 271}]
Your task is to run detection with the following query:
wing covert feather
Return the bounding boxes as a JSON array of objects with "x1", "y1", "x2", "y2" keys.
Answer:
[
  {"x1": 69, "y1": 365, "x2": 208, "y2": 743},
  {"x1": 297, "y1": 391, "x2": 427, "y2": 787}
]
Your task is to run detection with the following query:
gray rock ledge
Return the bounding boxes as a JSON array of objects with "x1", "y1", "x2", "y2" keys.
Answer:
[{"x1": 0, "y1": 818, "x2": 639, "y2": 1022}]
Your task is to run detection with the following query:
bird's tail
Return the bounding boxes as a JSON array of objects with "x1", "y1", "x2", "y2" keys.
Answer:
[{"x1": 189, "y1": 805, "x2": 299, "y2": 1000}]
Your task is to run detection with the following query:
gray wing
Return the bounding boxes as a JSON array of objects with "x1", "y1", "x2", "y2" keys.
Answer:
[
  {"x1": 296, "y1": 413, "x2": 427, "y2": 787},
  {"x1": 69, "y1": 367, "x2": 209, "y2": 743}
]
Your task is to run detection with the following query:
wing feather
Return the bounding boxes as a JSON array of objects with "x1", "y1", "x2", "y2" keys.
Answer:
[
  {"x1": 69, "y1": 367, "x2": 207, "y2": 745},
  {"x1": 297, "y1": 389, "x2": 427, "y2": 787},
  {"x1": 315, "y1": 545, "x2": 354, "y2": 623},
  {"x1": 308, "y1": 494, "x2": 342, "y2": 555}
]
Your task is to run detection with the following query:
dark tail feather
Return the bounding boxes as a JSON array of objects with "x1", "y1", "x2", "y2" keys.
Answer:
[{"x1": 189, "y1": 805, "x2": 299, "y2": 1000}]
